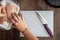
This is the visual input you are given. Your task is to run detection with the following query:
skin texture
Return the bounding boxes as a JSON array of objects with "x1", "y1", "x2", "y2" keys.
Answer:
[{"x1": 0, "y1": 5, "x2": 39, "y2": 40}]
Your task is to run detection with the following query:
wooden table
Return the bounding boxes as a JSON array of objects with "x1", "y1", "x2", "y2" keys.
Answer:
[{"x1": 0, "y1": 0, "x2": 60, "y2": 40}]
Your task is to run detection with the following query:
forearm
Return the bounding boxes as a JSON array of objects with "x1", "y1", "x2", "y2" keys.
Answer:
[
  {"x1": 22, "y1": 28, "x2": 39, "y2": 40},
  {"x1": 8, "y1": 12, "x2": 39, "y2": 40}
]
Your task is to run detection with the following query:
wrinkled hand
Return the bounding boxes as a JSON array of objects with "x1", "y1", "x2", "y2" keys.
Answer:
[
  {"x1": 8, "y1": 13, "x2": 27, "y2": 32},
  {"x1": 0, "y1": 5, "x2": 6, "y2": 24}
]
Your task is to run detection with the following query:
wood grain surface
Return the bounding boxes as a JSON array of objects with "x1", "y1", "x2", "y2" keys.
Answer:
[{"x1": 0, "y1": 0, "x2": 60, "y2": 40}]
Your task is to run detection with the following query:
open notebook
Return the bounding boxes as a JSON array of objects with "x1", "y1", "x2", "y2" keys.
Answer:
[{"x1": 20, "y1": 11, "x2": 54, "y2": 37}]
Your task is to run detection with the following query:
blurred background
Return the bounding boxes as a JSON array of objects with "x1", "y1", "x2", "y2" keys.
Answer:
[{"x1": 0, "y1": 0, "x2": 60, "y2": 40}]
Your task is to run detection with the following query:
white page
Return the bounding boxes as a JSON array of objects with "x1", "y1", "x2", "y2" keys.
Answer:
[{"x1": 20, "y1": 11, "x2": 54, "y2": 37}]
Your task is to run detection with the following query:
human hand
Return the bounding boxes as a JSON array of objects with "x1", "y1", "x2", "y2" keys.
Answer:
[
  {"x1": 8, "y1": 13, "x2": 27, "y2": 32},
  {"x1": 0, "y1": 5, "x2": 6, "y2": 24}
]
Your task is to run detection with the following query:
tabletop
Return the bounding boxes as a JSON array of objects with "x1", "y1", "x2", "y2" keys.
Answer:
[{"x1": 0, "y1": 0, "x2": 60, "y2": 40}]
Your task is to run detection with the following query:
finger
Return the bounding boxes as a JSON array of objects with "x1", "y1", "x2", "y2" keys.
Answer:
[
  {"x1": 14, "y1": 13, "x2": 20, "y2": 19},
  {"x1": 20, "y1": 13, "x2": 24, "y2": 21},
  {"x1": 8, "y1": 17, "x2": 16, "y2": 24},
  {"x1": 14, "y1": 13, "x2": 22, "y2": 21},
  {"x1": 19, "y1": 13, "x2": 22, "y2": 19},
  {"x1": 12, "y1": 13, "x2": 18, "y2": 22},
  {"x1": 18, "y1": 13, "x2": 24, "y2": 20}
]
